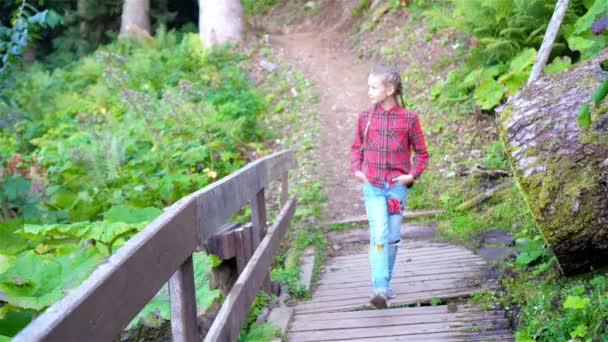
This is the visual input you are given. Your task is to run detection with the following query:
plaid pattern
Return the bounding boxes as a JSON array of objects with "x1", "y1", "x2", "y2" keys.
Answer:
[{"x1": 350, "y1": 104, "x2": 429, "y2": 188}]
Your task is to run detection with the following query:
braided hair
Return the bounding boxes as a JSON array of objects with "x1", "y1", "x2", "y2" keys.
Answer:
[{"x1": 370, "y1": 65, "x2": 405, "y2": 107}]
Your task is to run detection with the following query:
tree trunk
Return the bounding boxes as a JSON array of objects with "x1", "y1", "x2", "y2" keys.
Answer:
[
  {"x1": 199, "y1": 0, "x2": 244, "y2": 48},
  {"x1": 496, "y1": 50, "x2": 608, "y2": 276},
  {"x1": 119, "y1": 0, "x2": 151, "y2": 37}
]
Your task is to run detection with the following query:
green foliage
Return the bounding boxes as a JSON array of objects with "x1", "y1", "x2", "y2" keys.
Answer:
[
  {"x1": 515, "y1": 236, "x2": 546, "y2": 267},
  {"x1": 242, "y1": 0, "x2": 280, "y2": 15},
  {"x1": 578, "y1": 102, "x2": 592, "y2": 128},
  {"x1": 239, "y1": 322, "x2": 281, "y2": 342},
  {"x1": 0, "y1": 305, "x2": 34, "y2": 338},
  {"x1": 0, "y1": 29, "x2": 268, "y2": 335},
  {"x1": 0, "y1": 1, "x2": 61, "y2": 83},
  {"x1": 567, "y1": 0, "x2": 608, "y2": 59},
  {"x1": 591, "y1": 75, "x2": 608, "y2": 107},
  {"x1": 425, "y1": 0, "x2": 595, "y2": 110},
  {"x1": 0, "y1": 247, "x2": 103, "y2": 310}
]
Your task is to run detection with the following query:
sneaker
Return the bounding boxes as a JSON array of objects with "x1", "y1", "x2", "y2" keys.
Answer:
[
  {"x1": 370, "y1": 291, "x2": 388, "y2": 309},
  {"x1": 386, "y1": 288, "x2": 396, "y2": 299}
]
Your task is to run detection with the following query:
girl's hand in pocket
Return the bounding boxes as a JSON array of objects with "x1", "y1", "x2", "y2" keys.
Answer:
[
  {"x1": 354, "y1": 171, "x2": 368, "y2": 183},
  {"x1": 392, "y1": 174, "x2": 415, "y2": 186}
]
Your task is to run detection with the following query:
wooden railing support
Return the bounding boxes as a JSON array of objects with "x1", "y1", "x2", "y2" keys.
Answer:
[{"x1": 169, "y1": 255, "x2": 199, "y2": 341}]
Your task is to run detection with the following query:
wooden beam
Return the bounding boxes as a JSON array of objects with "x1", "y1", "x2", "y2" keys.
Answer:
[
  {"x1": 13, "y1": 197, "x2": 200, "y2": 341},
  {"x1": 169, "y1": 256, "x2": 199, "y2": 342},
  {"x1": 528, "y1": 0, "x2": 569, "y2": 84},
  {"x1": 204, "y1": 196, "x2": 297, "y2": 342}
]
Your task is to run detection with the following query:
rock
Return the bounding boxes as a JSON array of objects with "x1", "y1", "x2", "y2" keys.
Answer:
[
  {"x1": 478, "y1": 229, "x2": 514, "y2": 246},
  {"x1": 477, "y1": 247, "x2": 516, "y2": 262},
  {"x1": 256, "y1": 307, "x2": 271, "y2": 323},
  {"x1": 259, "y1": 59, "x2": 277, "y2": 73},
  {"x1": 291, "y1": 87, "x2": 298, "y2": 97}
]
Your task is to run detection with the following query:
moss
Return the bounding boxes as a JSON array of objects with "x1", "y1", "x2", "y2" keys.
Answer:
[{"x1": 516, "y1": 154, "x2": 602, "y2": 246}]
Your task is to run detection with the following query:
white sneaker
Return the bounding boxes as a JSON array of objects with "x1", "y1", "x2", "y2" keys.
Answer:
[{"x1": 386, "y1": 288, "x2": 396, "y2": 299}]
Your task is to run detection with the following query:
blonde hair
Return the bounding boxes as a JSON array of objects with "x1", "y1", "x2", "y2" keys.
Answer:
[{"x1": 370, "y1": 65, "x2": 404, "y2": 106}]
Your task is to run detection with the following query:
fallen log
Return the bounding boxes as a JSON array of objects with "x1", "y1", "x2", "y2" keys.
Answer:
[{"x1": 496, "y1": 50, "x2": 608, "y2": 275}]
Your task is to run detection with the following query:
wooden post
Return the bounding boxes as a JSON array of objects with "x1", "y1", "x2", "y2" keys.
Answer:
[
  {"x1": 234, "y1": 225, "x2": 253, "y2": 274},
  {"x1": 281, "y1": 172, "x2": 289, "y2": 206},
  {"x1": 251, "y1": 188, "x2": 267, "y2": 245},
  {"x1": 169, "y1": 255, "x2": 199, "y2": 342},
  {"x1": 527, "y1": 0, "x2": 569, "y2": 85}
]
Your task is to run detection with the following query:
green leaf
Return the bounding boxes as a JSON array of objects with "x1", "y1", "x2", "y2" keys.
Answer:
[
  {"x1": 563, "y1": 295, "x2": 590, "y2": 309},
  {"x1": 545, "y1": 57, "x2": 572, "y2": 74},
  {"x1": 591, "y1": 76, "x2": 608, "y2": 107},
  {"x1": 0, "y1": 247, "x2": 104, "y2": 310},
  {"x1": 0, "y1": 219, "x2": 31, "y2": 255},
  {"x1": 573, "y1": 0, "x2": 608, "y2": 34},
  {"x1": 0, "y1": 306, "x2": 34, "y2": 337},
  {"x1": 474, "y1": 78, "x2": 504, "y2": 110},
  {"x1": 103, "y1": 205, "x2": 161, "y2": 224},
  {"x1": 578, "y1": 103, "x2": 592, "y2": 129},
  {"x1": 508, "y1": 48, "x2": 536, "y2": 73},
  {"x1": 570, "y1": 324, "x2": 587, "y2": 338}
]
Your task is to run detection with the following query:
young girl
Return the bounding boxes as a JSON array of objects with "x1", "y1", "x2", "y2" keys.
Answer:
[{"x1": 350, "y1": 65, "x2": 429, "y2": 309}]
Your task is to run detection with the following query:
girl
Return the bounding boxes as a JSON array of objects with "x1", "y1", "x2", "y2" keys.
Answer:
[{"x1": 350, "y1": 65, "x2": 429, "y2": 309}]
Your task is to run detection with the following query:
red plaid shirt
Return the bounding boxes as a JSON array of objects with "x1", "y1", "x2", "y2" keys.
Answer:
[{"x1": 350, "y1": 104, "x2": 429, "y2": 187}]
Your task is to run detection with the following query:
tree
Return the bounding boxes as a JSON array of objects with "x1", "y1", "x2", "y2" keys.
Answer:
[
  {"x1": 199, "y1": 0, "x2": 244, "y2": 48},
  {"x1": 119, "y1": 0, "x2": 151, "y2": 37}
]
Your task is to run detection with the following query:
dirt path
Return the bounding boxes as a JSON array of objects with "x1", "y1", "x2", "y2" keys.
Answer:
[{"x1": 272, "y1": 31, "x2": 372, "y2": 220}]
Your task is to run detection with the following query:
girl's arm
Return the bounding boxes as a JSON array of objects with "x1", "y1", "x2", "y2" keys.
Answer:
[
  {"x1": 409, "y1": 112, "x2": 429, "y2": 179},
  {"x1": 350, "y1": 112, "x2": 365, "y2": 174}
]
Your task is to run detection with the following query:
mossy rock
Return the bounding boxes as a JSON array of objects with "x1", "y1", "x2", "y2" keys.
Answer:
[{"x1": 496, "y1": 49, "x2": 608, "y2": 276}]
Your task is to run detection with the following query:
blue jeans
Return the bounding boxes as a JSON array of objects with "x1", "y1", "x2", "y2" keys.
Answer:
[{"x1": 363, "y1": 181, "x2": 407, "y2": 292}]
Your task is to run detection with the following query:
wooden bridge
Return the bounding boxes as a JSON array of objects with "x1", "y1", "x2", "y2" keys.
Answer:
[{"x1": 14, "y1": 150, "x2": 513, "y2": 341}]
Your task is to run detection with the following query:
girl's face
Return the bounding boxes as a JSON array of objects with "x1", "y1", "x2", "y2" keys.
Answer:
[{"x1": 368, "y1": 74, "x2": 394, "y2": 105}]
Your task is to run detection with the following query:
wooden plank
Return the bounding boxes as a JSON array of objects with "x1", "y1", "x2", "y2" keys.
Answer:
[
  {"x1": 307, "y1": 283, "x2": 485, "y2": 305},
  {"x1": 327, "y1": 249, "x2": 479, "y2": 263},
  {"x1": 14, "y1": 197, "x2": 200, "y2": 341},
  {"x1": 205, "y1": 196, "x2": 297, "y2": 342},
  {"x1": 317, "y1": 272, "x2": 483, "y2": 290},
  {"x1": 292, "y1": 304, "x2": 484, "y2": 321},
  {"x1": 290, "y1": 311, "x2": 507, "y2": 332},
  {"x1": 325, "y1": 257, "x2": 486, "y2": 272},
  {"x1": 250, "y1": 188, "x2": 267, "y2": 248},
  {"x1": 318, "y1": 267, "x2": 485, "y2": 286},
  {"x1": 319, "y1": 264, "x2": 486, "y2": 282},
  {"x1": 321, "y1": 209, "x2": 443, "y2": 226},
  {"x1": 169, "y1": 256, "x2": 199, "y2": 342},
  {"x1": 295, "y1": 289, "x2": 487, "y2": 314},
  {"x1": 287, "y1": 319, "x2": 509, "y2": 341},
  {"x1": 328, "y1": 245, "x2": 465, "y2": 260},
  {"x1": 336, "y1": 330, "x2": 513, "y2": 342},
  {"x1": 328, "y1": 246, "x2": 469, "y2": 261},
  {"x1": 312, "y1": 279, "x2": 484, "y2": 300},
  {"x1": 195, "y1": 149, "x2": 296, "y2": 241}
]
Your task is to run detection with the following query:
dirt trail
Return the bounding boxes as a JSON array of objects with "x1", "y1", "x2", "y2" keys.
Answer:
[{"x1": 272, "y1": 31, "x2": 372, "y2": 220}]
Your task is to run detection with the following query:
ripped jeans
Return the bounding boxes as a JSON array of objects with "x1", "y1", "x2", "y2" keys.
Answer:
[{"x1": 363, "y1": 181, "x2": 407, "y2": 292}]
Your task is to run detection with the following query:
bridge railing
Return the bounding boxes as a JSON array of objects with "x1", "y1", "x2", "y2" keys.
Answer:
[{"x1": 14, "y1": 149, "x2": 298, "y2": 342}]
